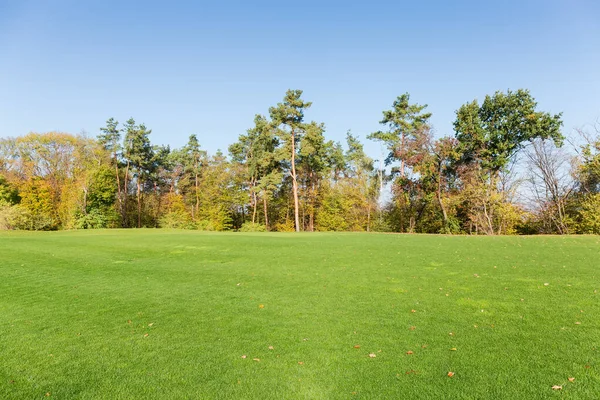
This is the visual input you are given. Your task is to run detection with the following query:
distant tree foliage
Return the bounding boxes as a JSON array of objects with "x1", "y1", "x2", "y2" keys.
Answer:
[{"x1": 2, "y1": 88, "x2": 599, "y2": 234}]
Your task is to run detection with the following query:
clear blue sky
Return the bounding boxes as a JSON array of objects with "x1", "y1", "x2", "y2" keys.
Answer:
[{"x1": 1, "y1": 0, "x2": 598, "y2": 159}]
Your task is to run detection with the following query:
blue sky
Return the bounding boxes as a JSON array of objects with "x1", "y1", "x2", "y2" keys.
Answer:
[{"x1": 1, "y1": 0, "x2": 598, "y2": 159}]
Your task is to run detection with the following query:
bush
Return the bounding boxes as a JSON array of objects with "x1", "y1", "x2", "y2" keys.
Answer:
[
  {"x1": 159, "y1": 211, "x2": 194, "y2": 229},
  {"x1": 238, "y1": 222, "x2": 267, "y2": 232},
  {"x1": 75, "y1": 209, "x2": 116, "y2": 229},
  {"x1": 577, "y1": 194, "x2": 600, "y2": 234},
  {"x1": 0, "y1": 202, "x2": 28, "y2": 230}
]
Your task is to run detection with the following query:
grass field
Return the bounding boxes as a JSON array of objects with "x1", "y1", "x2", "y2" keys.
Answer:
[{"x1": 0, "y1": 231, "x2": 599, "y2": 399}]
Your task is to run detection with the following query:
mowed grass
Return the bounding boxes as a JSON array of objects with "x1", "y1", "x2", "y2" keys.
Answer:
[{"x1": 0, "y1": 231, "x2": 599, "y2": 399}]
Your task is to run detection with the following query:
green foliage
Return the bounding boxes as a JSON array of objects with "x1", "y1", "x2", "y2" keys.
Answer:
[
  {"x1": 88, "y1": 166, "x2": 117, "y2": 210},
  {"x1": 454, "y1": 89, "x2": 563, "y2": 172},
  {"x1": 578, "y1": 135, "x2": 600, "y2": 193},
  {"x1": 18, "y1": 179, "x2": 57, "y2": 230},
  {"x1": 0, "y1": 202, "x2": 27, "y2": 230},
  {"x1": 75, "y1": 208, "x2": 115, "y2": 229},
  {"x1": 0, "y1": 175, "x2": 19, "y2": 205},
  {"x1": 576, "y1": 194, "x2": 600, "y2": 234},
  {"x1": 159, "y1": 211, "x2": 194, "y2": 229},
  {"x1": 368, "y1": 93, "x2": 432, "y2": 170},
  {"x1": 238, "y1": 222, "x2": 267, "y2": 232}
]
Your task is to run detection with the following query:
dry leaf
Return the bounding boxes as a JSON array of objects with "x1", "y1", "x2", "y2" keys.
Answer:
[
  {"x1": 258, "y1": 304, "x2": 265, "y2": 309},
  {"x1": 411, "y1": 309, "x2": 416, "y2": 313},
  {"x1": 241, "y1": 355, "x2": 247, "y2": 359},
  {"x1": 353, "y1": 345, "x2": 361, "y2": 349},
  {"x1": 544, "y1": 283, "x2": 550, "y2": 286},
  {"x1": 450, "y1": 348, "x2": 457, "y2": 351},
  {"x1": 45, "y1": 393, "x2": 51, "y2": 397},
  {"x1": 368, "y1": 353, "x2": 376, "y2": 358},
  {"x1": 568, "y1": 377, "x2": 575, "y2": 382},
  {"x1": 551, "y1": 385, "x2": 562, "y2": 390},
  {"x1": 268, "y1": 346, "x2": 274, "y2": 350},
  {"x1": 449, "y1": 332, "x2": 454, "y2": 336},
  {"x1": 409, "y1": 326, "x2": 416, "y2": 331},
  {"x1": 575, "y1": 322, "x2": 581, "y2": 325},
  {"x1": 447, "y1": 372, "x2": 454, "y2": 377},
  {"x1": 253, "y1": 358, "x2": 260, "y2": 362},
  {"x1": 127, "y1": 320, "x2": 132, "y2": 324},
  {"x1": 298, "y1": 361, "x2": 304, "y2": 365},
  {"x1": 148, "y1": 323, "x2": 154, "y2": 327},
  {"x1": 406, "y1": 351, "x2": 414, "y2": 355},
  {"x1": 143, "y1": 333, "x2": 149, "y2": 338}
]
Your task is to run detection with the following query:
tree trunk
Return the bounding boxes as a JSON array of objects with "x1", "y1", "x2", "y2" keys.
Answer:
[
  {"x1": 252, "y1": 184, "x2": 257, "y2": 224},
  {"x1": 123, "y1": 161, "x2": 130, "y2": 227},
  {"x1": 290, "y1": 129, "x2": 300, "y2": 232},
  {"x1": 400, "y1": 132, "x2": 405, "y2": 178},
  {"x1": 137, "y1": 180, "x2": 142, "y2": 228},
  {"x1": 83, "y1": 187, "x2": 88, "y2": 214},
  {"x1": 437, "y1": 161, "x2": 448, "y2": 227},
  {"x1": 195, "y1": 169, "x2": 199, "y2": 219},
  {"x1": 114, "y1": 151, "x2": 122, "y2": 225},
  {"x1": 263, "y1": 195, "x2": 269, "y2": 231}
]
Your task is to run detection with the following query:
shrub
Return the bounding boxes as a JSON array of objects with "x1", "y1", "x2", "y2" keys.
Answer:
[
  {"x1": 159, "y1": 211, "x2": 194, "y2": 229},
  {"x1": 239, "y1": 222, "x2": 267, "y2": 232}
]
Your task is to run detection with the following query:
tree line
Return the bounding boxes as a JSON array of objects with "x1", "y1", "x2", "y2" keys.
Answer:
[{"x1": 1, "y1": 89, "x2": 599, "y2": 234}]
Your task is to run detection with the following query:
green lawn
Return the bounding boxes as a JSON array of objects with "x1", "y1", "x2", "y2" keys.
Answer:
[{"x1": 0, "y1": 231, "x2": 599, "y2": 399}]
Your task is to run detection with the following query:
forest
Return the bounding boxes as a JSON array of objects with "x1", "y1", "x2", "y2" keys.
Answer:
[{"x1": 0, "y1": 89, "x2": 599, "y2": 234}]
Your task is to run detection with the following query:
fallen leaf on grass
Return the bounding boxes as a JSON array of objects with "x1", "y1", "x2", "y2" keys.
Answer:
[
  {"x1": 409, "y1": 326, "x2": 416, "y2": 331},
  {"x1": 143, "y1": 333, "x2": 149, "y2": 338},
  {"x1": 450, "y1": 348, "x2": 457, "y2": 351},
  {"x1": 568, "y1": 377, "x2": 575, "y2": 382},
  {"x1": 253, "y1": 358, "x2": 260, "y2": 362},
  {"x1": 268, "y1": 346, "x2": 274, "y2": 350},
  {"x1": 369, "y1": 353, "x2": 376, "y2": 358},
  {"x1": 544, "y1": 283, "x2": 550, "y2": 286},
  {"x1": 447, "y1": 372, "x2": 454, "y2": 377},
  {"x1": 411, "y1": 309, "x2": 416, "y2": 313},
  {"x1": 575, "y1": 322, "x2": 581, "y2": 325},
  {"x1": 406, "y1": 351, "x2": 414, "y2": 355},
  {"x1": 241, "y1": 355, "x2": 247, "y2": 359},
  {"x1": 298, "y1": 361, "x2": 304, "y2": 365},
  {"x1": 148, "y1": 323, "x2": 154, "y2": 327},
  {"x1": 45, "y1": 393, "x2": 51, "y2": 397},
  {"x1": 551, "y1": 385, "x2": 562, "y2": 390},
  {"x1": 353, "y1": 345, "x2": 361, "y2": 349},
  {"x1": 258, "y1": 304, "x2": 265, "y2": 309}
]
